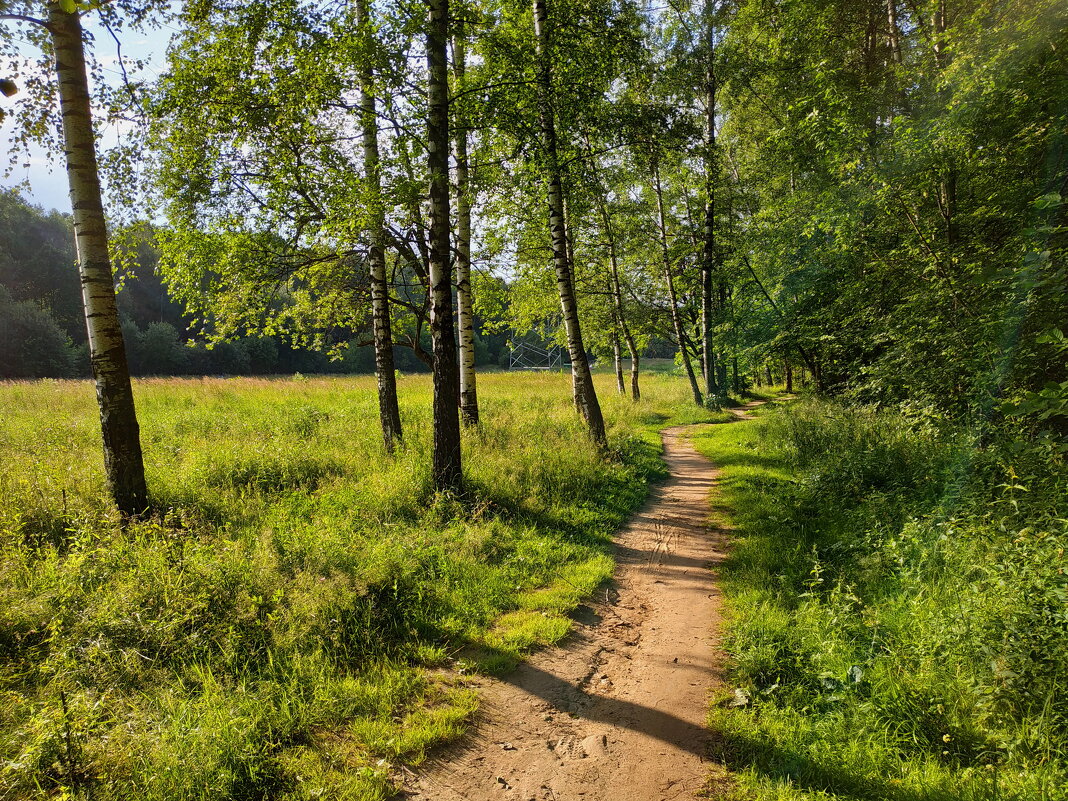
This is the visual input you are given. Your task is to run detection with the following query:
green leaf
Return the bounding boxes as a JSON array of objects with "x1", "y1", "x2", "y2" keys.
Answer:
[{"x1": 1033, "y1": 192, "x2": 1063, "y2": 210}]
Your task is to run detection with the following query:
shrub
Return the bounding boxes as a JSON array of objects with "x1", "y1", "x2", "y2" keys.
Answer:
[{"x1": 0, "y1": 287, "x2": 73, "y2": 378}]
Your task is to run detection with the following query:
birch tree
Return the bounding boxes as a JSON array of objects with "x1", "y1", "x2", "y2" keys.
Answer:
[
  {"x1": 152, "y1": 0, "x2": 414, "y2": 455},
  {"x1": 532, "y1": 0, "x2": 606, "y2": 446},
  {"x1": 357, "y1": 0, "x2": 403, "y2": 452},
  {"x1": 652, "y1": 161, "x2": 702, "y2": 406},
  {"x1": 699, "y1": 0, "x2": 719, "y2": 399},
  {"x1": 1, "y1": 1, "x2": 150, "y2": 515},
  {"x1": 452, "y1": 20, "x2": 478, "y2": 425},
  {"x1": 427, "y1": 0, "x2": 462, "y2": 489}
]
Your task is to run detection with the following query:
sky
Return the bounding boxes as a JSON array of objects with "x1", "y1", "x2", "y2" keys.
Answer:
[{"x1": 1, "y1": 16, "x2": 174, "y2": 213}]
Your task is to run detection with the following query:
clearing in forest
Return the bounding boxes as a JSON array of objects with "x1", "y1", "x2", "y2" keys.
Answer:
[{"x1": 0, "y1": 373, "x2": 742, "y2": 799}]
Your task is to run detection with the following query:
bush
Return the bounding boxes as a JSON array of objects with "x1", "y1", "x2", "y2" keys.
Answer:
[
  {"x1": 694, "y1": 399, "x2": 1068, "y2": 799},
  {"x1": 0, "y1": 287, "x2": 73, "y2": 378},
  {"x1": 139, "y1": 322, "x2": 188, "y2": 375}
]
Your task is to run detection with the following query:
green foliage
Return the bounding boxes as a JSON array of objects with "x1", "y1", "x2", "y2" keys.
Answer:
[
  {"x1": 693, "y1": 399, "x2": 1068, "y2": 800},
  {"x1": 0, "y1": 372, "x2": 714, "y2": 799},
  {"x1": 718, "y1": 0, "x2": 1068, "y2": 415},
  {"x1": 0, "y1": 190, "x2": 82, "y2": 342},
  {"x1": 0, "y1": 286, "x2": 74, "y2": 378}
]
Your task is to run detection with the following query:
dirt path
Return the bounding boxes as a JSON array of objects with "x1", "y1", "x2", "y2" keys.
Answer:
[{"x1": 401, "y1": 402, "x2": 764, "y2": 801}]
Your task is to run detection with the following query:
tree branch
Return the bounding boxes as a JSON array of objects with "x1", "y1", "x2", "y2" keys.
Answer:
[{"x1": 0, "y1": 13, "x2": 51, "y2": 29}]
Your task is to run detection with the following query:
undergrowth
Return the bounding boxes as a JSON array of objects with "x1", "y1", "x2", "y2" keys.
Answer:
[
  {"x1": 0, "y1": 372, "x2": 725, "y2": 800},
  {"x1": 692, "y1": 398, "x2": 1068, "y2": 801}
]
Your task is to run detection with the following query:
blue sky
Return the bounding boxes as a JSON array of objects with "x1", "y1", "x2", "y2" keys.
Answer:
[{"x1": 1, "y1": 16, "x2": 174, "y2": 213}]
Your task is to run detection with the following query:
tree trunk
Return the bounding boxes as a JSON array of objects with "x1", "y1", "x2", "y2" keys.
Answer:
[
  {"x1": 716, "y1": 284, "x2": 729, "y2": 391},
  {"x1": 932, "y1": 0, "x2": 946, "y2": 69},
  {"x1": 929, "y1": 0, "x2": 958, "y2": 292},
  {"x1": 560, "y1": 193, "x2": 582, "y2": 411},
  {"x1": 428, "y1": 0, "x2": 462, "y2": 490},
  {"x1": 886, "y1": 0, "x2": 902, "y2": 64},
  {"x1": 533, "y1": 0, "x2": 606, "y2": 446},
  {"x1": 611, "y1": 239, "x2": 641, "y2": 400},
  {"x1": 49, "y1": 3, "x2": 147, "y2": 517},
  {"x1": 700, "y1": 0, "x2": 718, "y2": 399},
  {"x1": 652, "y1": 164, "x2": 702, "y2": 407},
  {"x1": 452, "y1": 24, "x2": 479, "y2": 426},
  {"x1": 612, "y1": 328, "x2": 625, "y2": 395},
  {"x1": 785, "y1": 360, "x2": 793, "y2": 392},
  {"x1": 611, "y1": 255, "x2": 640, "y2": 401},
  {"x1": 358, "y1": 0, "x2": 403, "y2": 454},
  {"x1": 606, "y1": 216, "x2": 640, "y2": 401},
  {"x1": 587, "y1": 141, "x2": 640, "y2": 403}
]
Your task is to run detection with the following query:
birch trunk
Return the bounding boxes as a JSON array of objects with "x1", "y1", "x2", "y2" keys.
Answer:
[
  {"x1": 585, "y1": 133, "x2": 640, "y2": 402},
  {"x1": 610, "y1": 240, "x2": 640, "y2": 399},
  {"x1": 609, "y1": 233, "x2": 641, "y2": 400},
  {"x1": 358, "y1": 0, "x2": 403, "y2": 453},
  {"x1": 533, "y1": 0, "x2": 606, "y2": 446},
  {"x1": 428, "y1": 0, "x2": 462, "y2": 490},
  {"x1": 615, "y1": 266, "x2": 641, "y2": 401},
  {"x1": 700, "y1": 1, "x2": 718, "y2": 398},
  {"x1": 930, "y1": 0, "x2": 958, "y2": 287},
  {"x1": 932, "y1": 0, "x2": 946, "y2": 69},
  {"x1": 886, "y1": 0, "x2": 902, "y2": 64},
  {"x1": 716, "y1": 283, "x2": 729, "y2": 391},
  {"x1": 561, "y1": 192, "x2": 581, "y2": 411},
  {"x1": 606, "y1": 231, "x2": 636, "y2": 399},
  {"x1": 612, "y1": 328, "x2": 625, "y2": 395},
  {"x1": 653, "y1": 165, "x2": 702, "y2": 407},
  {"x1": 49, "y1": 3, "x2": 147, "y2": 516},
  {"x1": 452, "y1": 25, "x2": 479, "y2": 425}
]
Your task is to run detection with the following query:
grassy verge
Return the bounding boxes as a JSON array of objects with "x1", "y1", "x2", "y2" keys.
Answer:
[
  {"x1": 691, "y1": 399, "x2": 1068, "y2": 801},
  {"x1": 0, "y1": 371, "x2": 721, "y2": 800}
]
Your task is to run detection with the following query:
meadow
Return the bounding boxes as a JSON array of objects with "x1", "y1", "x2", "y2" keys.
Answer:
[
  {"x1": 692, "y1": 400, "x2": 1068, "y2": 801},
  {"x1": 0, "y1": 371, "x2": 725, "y2": 800}
]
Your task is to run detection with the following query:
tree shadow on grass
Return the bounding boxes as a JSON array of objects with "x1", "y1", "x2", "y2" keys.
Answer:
[{"x1": 710, "y1": 724, "x2": 969, "y2": 801}]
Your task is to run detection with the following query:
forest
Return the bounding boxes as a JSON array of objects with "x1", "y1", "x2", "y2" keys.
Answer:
[
  {"x1": 0, "y1": 191, "x2": 525, "y2": 378},
  {"x1": 0, "y1": 0, "x2": 1065, "y2": 799}
]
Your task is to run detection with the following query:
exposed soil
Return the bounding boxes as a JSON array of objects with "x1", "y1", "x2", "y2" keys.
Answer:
[{"x1": 401, "y1": 402, "x2": 763, "y2": 801}]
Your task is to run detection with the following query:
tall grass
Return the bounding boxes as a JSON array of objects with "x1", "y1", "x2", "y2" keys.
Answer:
[
  {"x1": 0, "y1": 372, "x2": 720, "y2": 800},
  {"x1": 692, "y1": 399, "x2": 1068, "y2": 801}
]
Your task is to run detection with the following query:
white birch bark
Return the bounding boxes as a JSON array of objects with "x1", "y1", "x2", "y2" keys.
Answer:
[
  {"x1": 533, "y1": 0, "x2": 606, "y2": 446},
  {"x1": 428, "y1": 0, "x2": 462, "y2": 490},
  {"x1": 453, "y1": 26, "x2": 479, "y2": 425},
  {"x1": 49, "y1": 2, "x2": 147, "y2": 515}
]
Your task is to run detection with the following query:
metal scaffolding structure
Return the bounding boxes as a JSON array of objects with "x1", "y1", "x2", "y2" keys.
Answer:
[{"x1": 508, "y1": 342, "x2": 569, "y2": 370}]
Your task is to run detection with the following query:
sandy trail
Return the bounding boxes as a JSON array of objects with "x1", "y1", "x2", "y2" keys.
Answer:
[{"x1": 401, "y1": 402, "x2": 763, "y2": 801}]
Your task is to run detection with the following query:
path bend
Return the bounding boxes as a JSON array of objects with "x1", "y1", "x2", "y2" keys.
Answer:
[{"x1": 401, "y1": 402, "x2": 766, "y2": 800}]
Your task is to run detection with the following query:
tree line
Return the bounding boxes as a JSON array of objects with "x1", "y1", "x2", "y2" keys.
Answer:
[
  {"x1": 0, "y1": 190, "x2": 515, "y2": 378},
  {"x1": 0, "y1": 0, "x2": 1064, "y2": 512}
]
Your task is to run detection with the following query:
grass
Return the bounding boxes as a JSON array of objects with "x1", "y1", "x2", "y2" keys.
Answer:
[
  {"x1": 691, "y1": 398, "x2": 1068, "y2": 801},
  {"x1": 590, "y1": 356, "x2": 681, "y2": 375},
  {"x1": 0, "y1": 370, "x2": 723, "y2": 800}
]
